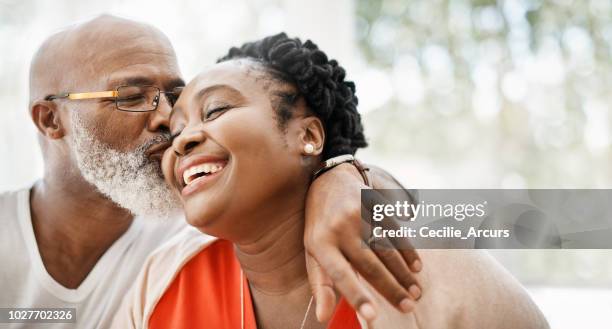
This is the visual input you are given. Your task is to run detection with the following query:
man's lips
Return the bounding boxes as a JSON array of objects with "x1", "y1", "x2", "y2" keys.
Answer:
[{"x1": 145, "y1": 141, "x2": 172, "y2": 161}]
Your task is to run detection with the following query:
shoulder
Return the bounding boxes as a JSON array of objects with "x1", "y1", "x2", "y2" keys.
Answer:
[
  {"x1": 111, "y1": 226, "x2": 218, "y2": 329},
  {"x1": 0, "y1": 188, "x2": 30, "y2": 254},
  {"x1": 418, "y1": 250, "x2": 548, "y2": 329},
  {"x1": 0, "y1": 188, "x2": 28, "y2": 218},
  {"x1": 363, "y1": 250, "x2": 549, "y2": 329},
  {"x1": 132, "y1": 215, "x2": 190, "y2": 251},
  {"x1": 139, "y1": 226, "x2": 218, "y2": 287},
  {"x1": 0, "y1": 188, "x2": 31, "y2": 302}
]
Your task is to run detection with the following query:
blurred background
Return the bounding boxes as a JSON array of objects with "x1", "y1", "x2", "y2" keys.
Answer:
[{"x1": 1, "y1": 0, "x2": 611, "y2": 327}]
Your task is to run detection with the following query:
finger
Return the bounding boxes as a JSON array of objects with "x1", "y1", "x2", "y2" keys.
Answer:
[
  {"x1": 371, "y1": 246, "x2": 421, "y2": 301},
  {"x1": 398, "y1": 241, "x2": 422, "y2": 272},
  {"x1": 305, "y1": 252, "x2": 337, "y2": 322},
  {"x1": 361, "y1": 219, "x2": 421, "y2": 295},
  {"x1": 362, "y1": 189, "x2": 423, "y2": 272},
  {"x1": 371, "y1": 221, "x2": 422, "y2": 273},
  {"x1": 343, "y1": 240, "x2": 415, "y2": 313},
  {"x1": 308, "y1": 246, "x2": 380, "y2": 323}
]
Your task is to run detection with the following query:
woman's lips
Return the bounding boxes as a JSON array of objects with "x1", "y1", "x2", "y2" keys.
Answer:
[
  {"x1": 176, "y1": 154, "x2": 229, "y2": 197},
  {"x1": 183, "y1": 162, "x2": 226, "y2": 185},
  {"x1": 180, "y1": 164, "x2": 226, "y2": 197}
]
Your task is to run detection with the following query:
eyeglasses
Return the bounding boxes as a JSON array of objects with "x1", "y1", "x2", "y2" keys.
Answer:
[{"x1": 45, "y1": 85, "x2": 184, "y2": 112}]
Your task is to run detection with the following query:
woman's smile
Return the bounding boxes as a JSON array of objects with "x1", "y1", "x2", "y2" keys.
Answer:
[
  {"x1": 176, "y1": 154, "x2": 229, "y2": 197},
  {"x1": 162, "y1": 57, "x2": 325, "y2": 235}
]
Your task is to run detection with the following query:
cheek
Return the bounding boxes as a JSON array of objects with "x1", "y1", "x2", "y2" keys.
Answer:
[
  {"x1": 219, "y1": 109, "x2": 287, "y2": 165},
  {"x1": 179, "y1": 109, "x2": 306, "y2": 236},
  {"x1": 95, "y1": 111, "x2": 150, "y2": 151},
  {"x1": 232, "y1": 108, "x2": 281, "y2": 145},
  {"x1": 212, "y1": 109, "x2": 302, "y2": 196},
  {"x1": 161, "y1": 148, "x2": 179, "y2": 192}
]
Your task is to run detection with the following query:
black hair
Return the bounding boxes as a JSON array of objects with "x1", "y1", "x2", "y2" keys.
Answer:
[{"x1": 217, "y1": 32, "x2": 367, "y2": 160}]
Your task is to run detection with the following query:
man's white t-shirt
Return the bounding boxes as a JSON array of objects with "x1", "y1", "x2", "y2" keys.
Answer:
[{"x1": 0, "y1": 187, "x2": 188, "y2": 329}]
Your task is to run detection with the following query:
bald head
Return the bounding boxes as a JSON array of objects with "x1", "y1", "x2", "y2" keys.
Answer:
[
  {"x1": 28, "y1": 15, "x2": 183, "y2": 217},
  {"x1": 29, "y1": 14, "x2": 177, "y2": 104}
]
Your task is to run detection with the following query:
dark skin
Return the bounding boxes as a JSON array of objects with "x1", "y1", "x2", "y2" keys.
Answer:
[
  {"x1": 28, "y1": 15, "x2": 421, "y2": 321},
  {"x1": 29, "y1": 178, "x2": 133, "y2": 289},
  {"x1": 163, "y1": 60, "x2": 551, "y2": 329},
  {"x1": 163, "y1": 59, "x2": 417, "y2": 328},
  {"x1": 28, "y1": 16, "x2": 181, "y2": 288},
  {"x1": 304, "y1": 163, "x2": 423, "y2": 321}
]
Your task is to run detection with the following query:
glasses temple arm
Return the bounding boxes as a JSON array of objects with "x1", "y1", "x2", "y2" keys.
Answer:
[{"x1": 44, "y1": 93, "x2": 70, "y2": 101}]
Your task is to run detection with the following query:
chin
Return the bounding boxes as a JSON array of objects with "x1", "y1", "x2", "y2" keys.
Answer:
[
  {"x1": 183, "y1": 195, "x2": 225, "y2": 232},
  {"x1": 184, "y1": 203, "x2": 212, "y2": 227}
]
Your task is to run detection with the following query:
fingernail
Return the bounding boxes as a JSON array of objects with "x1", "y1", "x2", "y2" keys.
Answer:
[
  {"x1": 359, "y1": 303, "x2": 377, "y2": 321},
  {"x1": 411, "y1": 259, "x2": 422, "y2": 272},
  {"x1": 409, "y1": 284, "x2": 422, "y2": 300},
  {"x1": 399, "y1": 298, "x2": 415, "y2": 313}
]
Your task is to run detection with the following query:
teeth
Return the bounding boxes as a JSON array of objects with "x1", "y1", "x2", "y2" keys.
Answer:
[{"x1": 183, "y1": 163, "x2": 225, "y2": 185}]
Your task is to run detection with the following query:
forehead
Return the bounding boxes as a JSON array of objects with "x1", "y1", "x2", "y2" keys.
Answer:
[
  {"x1": 197, "y1": 60, "x2": 262, "y2": 88},
  {"x1": 181, "y1": 60, "x2": 268, "y2": 99},
  {"x1": 82, "y1": 29, "x2": 181, "y2": 88}
]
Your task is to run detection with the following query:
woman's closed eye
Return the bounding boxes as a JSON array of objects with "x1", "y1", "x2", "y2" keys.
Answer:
[{"x1": 204, "y1": 105, "x2": 232, "y2": 121}]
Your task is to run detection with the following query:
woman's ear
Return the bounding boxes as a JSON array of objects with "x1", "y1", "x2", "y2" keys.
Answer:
[
  {"x1": 299, "y1": 116, "x2": 325, "y2": 156},
  {"x1": 31, "y1": 101, "x2": 65, "y2": 139}
]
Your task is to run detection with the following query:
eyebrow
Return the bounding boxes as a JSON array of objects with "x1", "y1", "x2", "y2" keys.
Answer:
[
  {"x1": 196, "y1": 84, "x2": 244, "y2": 100},
  {"x1": 166, "y1": 78, "x2": 186, "y2": 90},
  {"x1": 169, "y1": 84, "x2": 245, "y2": 120},
  {"x1": 107, "y1": 76, "x2": 155, "y2": 88},
  {"x1": 107, "y1": 76, "x2": 186, "y2": 90}
]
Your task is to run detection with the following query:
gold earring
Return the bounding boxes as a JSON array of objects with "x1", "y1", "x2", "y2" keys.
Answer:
[{"x1": 304, "y1": 143, "x2": 315, "y2": 154}]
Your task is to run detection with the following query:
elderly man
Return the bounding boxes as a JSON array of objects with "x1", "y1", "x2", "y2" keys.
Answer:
[{"x1": 0, "y1": 15, "x2": 423, "y2": 328}]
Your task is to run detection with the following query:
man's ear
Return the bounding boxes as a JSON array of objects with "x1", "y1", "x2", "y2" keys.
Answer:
[
  {"x1": 299, "y1": 116, "x2": 325, "y2": 156},
  {"x1": 31, "y1": 101, "x2": 65, "y2": 139}
]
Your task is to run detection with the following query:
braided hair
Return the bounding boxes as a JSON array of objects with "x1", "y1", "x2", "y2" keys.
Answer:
[{"x1": 217, "y1": 33, "x2": 367, "y2": 160}]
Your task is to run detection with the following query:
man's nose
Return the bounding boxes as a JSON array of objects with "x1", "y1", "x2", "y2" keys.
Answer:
[{"x1": 148, "y1": 94, "x2": 172, "y2": 133}]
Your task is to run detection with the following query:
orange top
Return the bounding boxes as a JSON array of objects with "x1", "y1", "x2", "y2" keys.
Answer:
[{"x1": 149, "y1": 239, "x2": 361, "y2": 329}]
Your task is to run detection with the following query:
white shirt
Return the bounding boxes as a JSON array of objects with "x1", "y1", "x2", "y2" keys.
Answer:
[{"x1": 0, "y1": 187, "x2": 187, "y2": 329}]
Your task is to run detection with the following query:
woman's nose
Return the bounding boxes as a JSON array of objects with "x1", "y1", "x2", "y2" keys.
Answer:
[{"x1": 172, "y1": 127, "x2": 206, "y2": 156}]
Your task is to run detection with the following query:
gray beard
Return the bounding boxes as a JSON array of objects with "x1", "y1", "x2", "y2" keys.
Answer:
[{"x1": 68, "y1": 112, "x2": 181, "y2": 220}]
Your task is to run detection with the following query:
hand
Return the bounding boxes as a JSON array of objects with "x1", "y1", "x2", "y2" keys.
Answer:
[{"x1": 304, "y1": 163, "x2": 422, "y2": 324}]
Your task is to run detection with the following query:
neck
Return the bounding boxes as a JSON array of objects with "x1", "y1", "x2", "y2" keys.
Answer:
[
  {"x1": 235, "y1": 209, "x2": 308, "y2": 295},
  {"x1": 235, "y1": 208, "x2": 324, "y2": 329},
  {"x1": 30, "y1": 172, "x2": 133, "y2": 288}
]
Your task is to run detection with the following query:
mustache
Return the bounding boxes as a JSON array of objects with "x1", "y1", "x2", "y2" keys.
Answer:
[{"x1": 135, "y1": 132, "x2": 173, "y2": 157}]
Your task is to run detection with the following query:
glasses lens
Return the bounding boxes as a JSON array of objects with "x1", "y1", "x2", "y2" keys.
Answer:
[
  {"x1": 116, "y1": 86, "x2": 160, "y2": 112},
  {"x1": 167, "y1": 86, "x2": 184, "y2": 106}
]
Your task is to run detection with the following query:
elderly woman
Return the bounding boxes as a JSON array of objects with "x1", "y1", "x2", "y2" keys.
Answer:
[{"x1": 114, "y1": 33, "x2": 548, "y2": 329}]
